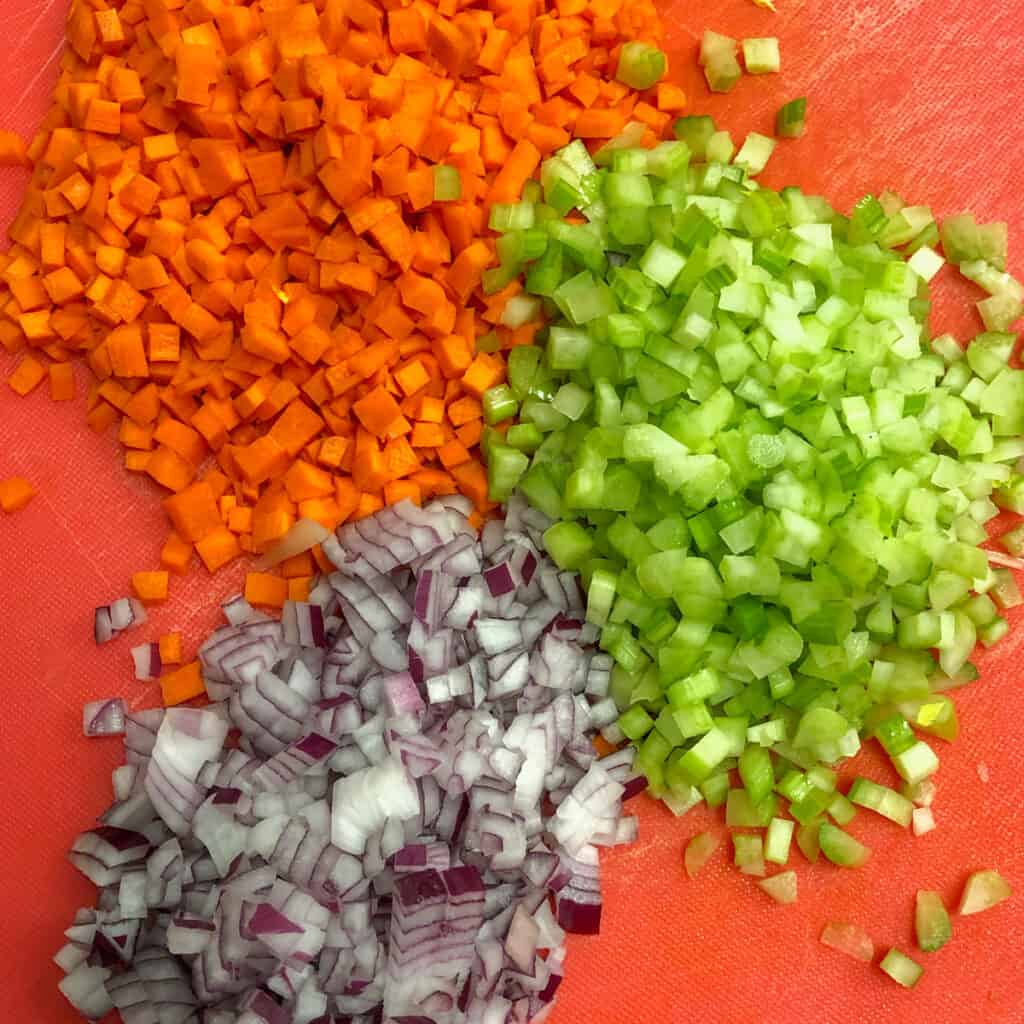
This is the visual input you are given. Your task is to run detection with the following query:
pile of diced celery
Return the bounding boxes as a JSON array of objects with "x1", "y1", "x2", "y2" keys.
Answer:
[{"x1": 480, "y1": 115, "x2": 1024, "y2": 848}]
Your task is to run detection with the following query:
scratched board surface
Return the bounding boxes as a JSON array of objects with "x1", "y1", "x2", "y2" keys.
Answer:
[{"x1": 1, "y1": 2, "x2": 1023, "y2": 1022}]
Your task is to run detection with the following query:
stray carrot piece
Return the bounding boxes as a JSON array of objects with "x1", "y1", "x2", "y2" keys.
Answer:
[
  {"x1": 245, "y1": 571, "x2": 289, "y2": 608},
  {"x1": 160, "y1": 532, "x2": 194, "y2": 575},
  {"x1": 159, "y1": 633, "x2": 183, "y2": 665},
  {"x1": 656, "y1": 82, "x2": 688, "y2": 113},
  {"x1": 287, "y1": 576, "x2": 313, "y2": 601},
  {"x1": 8, "y1": 355, "x2": 47, "y2": 396},
  {"x1": 196, "y1": 526, "x2": 242, "y2": 572},
  {"x1": 0, "y1": 130, "x2": 29, "y2": 166},
  {"x1": 0, "y1": 477, "x2": 36, "y2": 513},
  {"x1": 161, "y1": 660, "x2": 205, "y2": 707},
  {"x1": 132, "y1": 570, "x2": 169, "y2": 603},
  {"x1": 49, "y1": 362, "x2": 75, "y2": 401}
]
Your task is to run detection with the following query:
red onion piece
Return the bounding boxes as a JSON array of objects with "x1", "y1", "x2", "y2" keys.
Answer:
[{"x1": 83, "y1": 698, "x2": 127, "y2": 737}]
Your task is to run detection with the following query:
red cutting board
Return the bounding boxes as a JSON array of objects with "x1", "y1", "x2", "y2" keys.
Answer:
[{"x1": 2, "y1": 2, "x2": 1023, "y2": 1022}]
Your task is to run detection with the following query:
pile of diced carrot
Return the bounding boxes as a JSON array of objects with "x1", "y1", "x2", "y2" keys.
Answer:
[{"x1": 1, "y1": 0, "x2": 681, "y2": 586}]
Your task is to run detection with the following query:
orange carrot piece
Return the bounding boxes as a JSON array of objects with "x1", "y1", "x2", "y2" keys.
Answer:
[
  {"x1": 159, "y1": 632, "x2": 183, "y2": 665},
  {"x1": 49, "y1": 362, "x2": 76, "y2": 401},
  {"x1": 161, "y1": 661, "x2": 206, "y2": 706},
  {"x1": 160, "y1": 532, "x2": 194, "y2": 576},
  {"x1": 245, "y1": 571, "x2": 289, "y2": 608},
  {"x1": 8, "y1": 355, "x2": 47, "y2": 396},
  {"x1": 163, "y1": 482, "x2": 222, "y2": 542},
  {"x1": 132, "y1": 570, "x2": 169, "y2": 603},
  {"x1": 0, "y1": 477, "x2": 36, "y2": 513},
  {"x1": 196, "y1": 526, "x2": 242, "y2": 572}
]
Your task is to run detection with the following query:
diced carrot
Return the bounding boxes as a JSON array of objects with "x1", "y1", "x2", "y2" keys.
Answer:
[
  {"x1": 159, "y1": 632, "x2": 183, "y2": 665},
  {"x1": 132, "y1": 570, "x2": 169, "y2": 603},
  {"x1": 163, "y1": 482, "x2": 222, "y2": 541},
  {"x1": 49, "y1": 363, "x2": 75, "y2": 401},
  {"x1": 8, "y1": 355, "x2": 47, "y2": 396},
  {"x1": 245, "y1": 571, "x2": 289, "y2": 608},
  {"x1": 353, "y1": 386, "x2": 403, "y2": 436},
  {"x1": 161, "y1": 660, "x2": 205, "y2": 706},
  {"x1": 196, "y1": 526, "x2": 242, "y2": 572},
  {"x1": 285, "y1": 576, "x2": 311, "y2": 601},
  {"x1": 0, "y1": 0, "x2": 668, "y2": 550},
  {"x1": 160, "y1": 531, "x2": 193, "y2": 575},
  {"x1": 0, "y1": 477, "x2": 36, "y2": 513},
  {"x1": 147, "y1": 446, "x2": 196, "y2": 492}
]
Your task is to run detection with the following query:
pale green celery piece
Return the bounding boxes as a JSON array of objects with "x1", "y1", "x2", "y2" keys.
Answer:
[
  {"x1": 706, "y1": 130, "x2": 735, "y2": 164},
  {"x1": 732, "y1": 832, "x2": 766, "y2": 876},
  {"x1": 958, "y1": 869, "x2": 1011, "y2": 915},
  {"x1": 818, "y1": 823, "x2": 870, "y2": 868},
  {"x1": 764, "y1": 817, "x2": 795, "y2": 864},
  {"x1": 880, "y1": 949, "x2": 924, "y2": 988},
  {"x1": 700, "y1": 31, "x2": 742, "y2": 93},
  {"x1": 734, "y1": 133, "x2": 776, "y2": 175},
  {"x1": 915, "y1": 890, "x2": 951, "y2": 952},
  {"x1": 758, "y1": 870, "x2": 798, "y2": 903},
  {"x1": 848, "y1": 777, "x2": 913, "y2": 827},
  {"x1": 742, "y1": 37, "x2": 780, "y2": 74}
]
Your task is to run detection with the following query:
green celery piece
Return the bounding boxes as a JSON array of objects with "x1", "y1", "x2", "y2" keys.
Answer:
[
  {"x1": 915, "y1": 891, "x2": 951, "y2": 952},
  {"x1": 848, "y1": 777, "x2": 913, "y2": 827},
  {"x1": 818, "y1": 822, "x2": 871, "y2": 868},
  {"x1": 616, "y1": 42, "x2": 668, "y2": 90},
  {"x1": 880, "y1": 949, "x2": 923, "y2": 989}
]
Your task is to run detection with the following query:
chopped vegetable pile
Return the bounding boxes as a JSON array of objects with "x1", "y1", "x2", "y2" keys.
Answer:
[
  {"x1": 60, "y1": 495, "x2": 640, "y2": 1022},
  {"x1": 0, "y1": 0, "x2": 1015, "y2": 1016},
  {"x1": 481, "y1": 120, "x2": 1024, "y2": 843},
  {"x1": 1, "y1": 0, "x2": 676, "y2": 590}
]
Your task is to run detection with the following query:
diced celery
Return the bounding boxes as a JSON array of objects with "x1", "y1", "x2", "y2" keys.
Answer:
[
  {"x1": 776, "y1": 98, "x2": 806, "y2": 139},
  {"x1": 880, "y1": 949, "x2": 923, "y2": 989},
  {"x1": 958, "y1": 869, "x2": 1011, "y2": 915},
  {"x1": 818, "y1": 823, "x2": 870, "y2": 868},
  {"x1": 700, "y1": 31, "x2": 742, "y2": 93},
  {"x1": 742, "y1": 37, "x2": 780, "y2": 75},
  {"x1": 764, "y1": 817, "x2": 795, "y2": 865},
  {"x1": 684, "y1": 831, "x2": 721, "y2": 878},
  {"x1": 758, "y1": 870, "x2": 798, "y2": 904},
  {"x1": 848, "y1": 778, "x2": 913, "y2": 827},
  {"x1": 616, "y1": 42, "x2": 667, "y2": 91},
  {"x1": 732, "y1": 832, "x2": 766, "y2": 876},
  {"x1": 915, "y1": 891, "x2": 951, "y2": 952}
]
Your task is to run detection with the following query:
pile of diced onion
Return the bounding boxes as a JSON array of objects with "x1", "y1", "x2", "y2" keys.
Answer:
[{"x1": 58, "y1": 497, "x2": 642, "y2": 1024}]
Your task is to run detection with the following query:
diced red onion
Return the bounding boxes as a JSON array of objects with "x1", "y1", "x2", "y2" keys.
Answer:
[
  {"x1": 130, "y1": 642, "x2": 162, "y2": 682},
  {"x1": 83, "y1": 697, "x2": 127, "y2": 737},
  {"x1": 61, "y1": 499, "x2": 637, "y2": 1024},
  {"x1": 94, "y1": 597, "x2": 146, "y2": 645}
]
